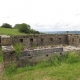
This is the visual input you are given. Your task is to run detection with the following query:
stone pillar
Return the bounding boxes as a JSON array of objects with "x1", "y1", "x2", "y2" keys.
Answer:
[
  {"x1": 2, "y1": 45, "x2": 16, "y2": 68},
  {"x1": 1, "y1": 35, "x2": 12, "y2": 46}
]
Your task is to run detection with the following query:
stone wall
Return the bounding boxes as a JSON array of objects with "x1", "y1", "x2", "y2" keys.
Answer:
[
  {"x1": 16, "y1": 47, "x2": 63, "y2": 67},
  {"x1": 11, "y1": 34, "x2": 80, "y2": 47},
  {"x1": 68, "y1": 34, "x2": 80, "y2": 46},
  {"x1": 2, "y1": 34, "x2": 80, "y2": 67},
  {"x1": 2, "y1": 34, "x2": 80, "y2": 47},
  {"x1": 11, "y1": 34, "x2": 68, "y2": 47},
  {"x1": 2, "y1": 45, "x2": 63, "y2": 67}
]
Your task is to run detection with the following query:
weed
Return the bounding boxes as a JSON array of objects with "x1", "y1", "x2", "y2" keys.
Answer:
[{"x1": 13, "y1": 43, "x2": 24, "y2": 56}]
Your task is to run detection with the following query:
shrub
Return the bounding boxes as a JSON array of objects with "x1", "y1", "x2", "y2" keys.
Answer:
[
  {"x1": 66, "y1": 52, "x2": 80, "y2": 63},
  {"x1": 13, "y1": 43, "x2": 24, "y2": 56}
]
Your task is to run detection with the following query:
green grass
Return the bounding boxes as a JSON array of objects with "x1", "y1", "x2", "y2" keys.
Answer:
[
  {"x1": 0, "y1": 27, "x2": 26, "y2": 35},
  {"x1": 1, "y1": 51, "x2": 80, "y2": 80},
  {"x1": 7, "y1": 63, "x2": 80, "y2": 80}
]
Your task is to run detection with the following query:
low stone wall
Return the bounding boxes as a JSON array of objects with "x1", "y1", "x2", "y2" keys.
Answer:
[
  {"x1": 17, "y1": 48, "x2": 63, "y2": 67},
  {"x1": 2, "y1": 45, "x2": 63, "y2": 67}
]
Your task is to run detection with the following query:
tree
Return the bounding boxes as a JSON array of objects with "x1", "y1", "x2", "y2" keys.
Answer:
[
  {"x1": 34, "y1": 31, "x2": 40, "y2": 34},
  {"x1": 1, "y1": 23, "x2": 12, "y2": 28},
  {"x1": 14, "y1": 23, "x2": 40, "y2": 34},
  {"x1": 19, "y1": 23, "x2": 31, "y2": 33},
  {"x1": 14, "y1": 24, "x2": 21, "y2": 29},
  {"x1": 30, "y1": 29, "x2": 40, "y2": 34}
]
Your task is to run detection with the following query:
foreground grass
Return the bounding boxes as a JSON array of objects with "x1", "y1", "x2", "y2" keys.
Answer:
[
  {"x1": 1, "y1": 62, "x2": 80, "y2": 80},
  {"x1": 1, "y1": 51, "x2": 80, "y2": 80},
  {"x1": 0, "y1": 28, "x2": 26, "y2": 35}
]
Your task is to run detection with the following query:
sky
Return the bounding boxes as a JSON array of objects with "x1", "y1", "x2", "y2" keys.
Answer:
[{"x1": 0, "y1": 0, "x2": 80, "y2": 31}]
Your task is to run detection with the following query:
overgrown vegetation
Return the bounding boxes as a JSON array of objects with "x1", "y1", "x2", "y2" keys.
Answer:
[
  {"x1": 13, "y1": 43, "x2": 25, "y2": 56},
  {"x1": 1, "y1": 51, "x2": 80, "y2": 80}
]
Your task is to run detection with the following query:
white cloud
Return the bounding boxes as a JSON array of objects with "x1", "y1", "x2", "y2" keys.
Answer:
[{"x1": 0, "y1": 0, "x2": 80, "y2": 31}]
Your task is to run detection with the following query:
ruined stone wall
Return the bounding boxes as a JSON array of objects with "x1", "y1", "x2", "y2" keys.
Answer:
[
  {"x1": 11, "y1": 34, "x2": 68, "y2": 47},
  {"x1": 16, "y1": 48, "x2": 63, "y2": 67},
  {"x1": 1, "y1": 35, "x2": 64, "y2": 67},
  {"x1": 2, "y1": 43, "x2": 63, "y2": 67},
  {"x1": 68, "y1": 34, "x2": 80, "y2": 47},
  {"x1": 2, "y1": 34, "x2": 80, "y2": 47},
  {"x1": 2, "y1": 34, "x2": 80, "y2": 67}
]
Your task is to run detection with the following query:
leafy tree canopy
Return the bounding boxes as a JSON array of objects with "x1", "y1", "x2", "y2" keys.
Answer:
[
  {"x1": 14, "y1": 23, "x2": 40, "y2": 34},
  {"x1": 18, "y1": 23, "x2": 31, "y2": 33},
  {"x1": 1, "y1": 23, "x2": 12, "y2": 28}
]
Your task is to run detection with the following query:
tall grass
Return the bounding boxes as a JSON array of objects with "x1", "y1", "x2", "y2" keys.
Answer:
[{"x1": 5, "y1": 51, "x2": 80, "y2": 76}]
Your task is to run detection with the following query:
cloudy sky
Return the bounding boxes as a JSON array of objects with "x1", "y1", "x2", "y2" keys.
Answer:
[{"x1": 0, "y1": 0, "x2": 80, "y2": 31}]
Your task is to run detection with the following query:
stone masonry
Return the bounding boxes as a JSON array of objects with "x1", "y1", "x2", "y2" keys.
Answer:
[{"x1": 1, "y1": 34, "x2": 80, "y2": 67}]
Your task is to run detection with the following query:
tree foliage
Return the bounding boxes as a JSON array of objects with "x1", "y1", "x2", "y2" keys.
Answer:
[
  {"x1": 19, "y1": 23, "x2": 31, "y2": 33},
  {"x1": 1, "y1": 23, "x2": 12, "y2": 28},
  {"x1": 30, "y1": 29, "x2": 40, "y2": 34},
  {"x1": 14, "y1": 24, "x2": 21, "y2": 29},
  {"x1": 14, "y1": 23, "x2": 40, "y2": 34}
]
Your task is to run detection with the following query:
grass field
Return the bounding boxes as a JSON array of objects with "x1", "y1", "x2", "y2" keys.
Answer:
[
  {"x1": 0, "y1": 27, "x2": 26, "y2": 35},
  {"x1": 0, "y1": 51, "x2": 80, "y2": 80},
  {"x1": 7, "y1": 63, "x2": 80, "y2": 80}
]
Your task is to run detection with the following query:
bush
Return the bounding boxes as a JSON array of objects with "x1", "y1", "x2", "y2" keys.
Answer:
[
  {"x1": 13, "y1": 43, "x2": 24, "y2": 56},
  {"x1": 49, "y1": 55, "x2": 60, "y2": 66},
  {"x1": 66, "y1": 52, "x2": 80, "y2": 63}
]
